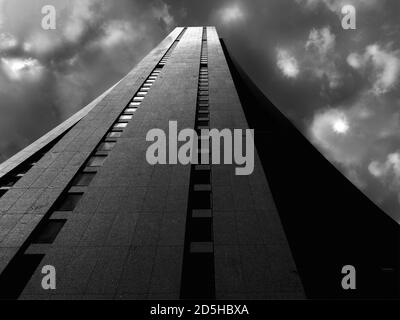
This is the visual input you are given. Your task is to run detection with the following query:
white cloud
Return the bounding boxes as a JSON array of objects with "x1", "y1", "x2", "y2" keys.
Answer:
[
  {"x1": 63, "y1": 0, "x2": 101, "y2": 42},
  {"x1": 309, "y1": 93, "x2": 400, "y2": 166},
  {"x1": 309, "y1": 106, "x2": 377, "y2": 191},
  {"x1": 347, "y1": 44, "x2": 400, "y2": 95},
  {"x1": 368, "y1": 153, "x2": 400, "y2": 204},
  {"x1": 369, "y1": 153, "x2": 400, "y2": 178},
  {"x1": 276, "y1": 49, "x2": 299, "y2": 78},
  {"x1": 99, "y1": 21, "x2": 135, "y2": 48},
  {"x1": 346, "y1": 53, "x2": 363, "y2": 69},
  {"x1": 23, "y1": 32, "x2": 62, "y2": 55},
  {"x1": 0, "y1": 32, "x2": 18, "y2": 51},
  {"x1": 218, "y1": 4, "x2": 245, "y2": 24},
  {"x1": 305, "y1": 27, "x2": 340, "y2": 88},
  {"x1": 309, "y1": 91, "x2": 400, "y2": 203},
  {"x1": 306, "y1": 27, "x2": 335, "y2": 56},
  {"x1": 1, "y1": 57, "x2": 44, "y2": 81},
  {"x1": 309, "y1": 108, "x2": 359, "y2": 164},
  {"x1": 152, "y1": 1, "x2": 175, "y2": 28}
]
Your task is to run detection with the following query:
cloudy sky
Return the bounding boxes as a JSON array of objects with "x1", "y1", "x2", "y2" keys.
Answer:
[{"x1": 1, "y1": 0, "x2": 400, "y2": 221}]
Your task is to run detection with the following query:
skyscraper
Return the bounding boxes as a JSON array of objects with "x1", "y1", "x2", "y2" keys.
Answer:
[{"x1": 0, "y1": 26, "x2": 398, "y2": 300}]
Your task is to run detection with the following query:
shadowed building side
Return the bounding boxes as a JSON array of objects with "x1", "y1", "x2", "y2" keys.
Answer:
[
  {"x1": 0, "y1": 26, "x2": 304, "y2": 300},
  {"x1": 221, "y1": 39, "x2": 400, "y2": 299},
  {"x1": 1, "y1": 25, "x2": 390, "y2": 300}
]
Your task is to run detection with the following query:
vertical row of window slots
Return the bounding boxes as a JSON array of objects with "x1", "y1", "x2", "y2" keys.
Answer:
[
  {"x1": 30, "y1": 67, "x2": 165, "y2": 245},
  {"x1": 158, "y1": 27, "x2": 186, "y2": 68},
  {"x1": 0, "y1": 29, "x2": 188, "y2": 299},
  {"x1": 0, "y1": 29, "x2": 188, "y2": 201},
  {"x1": 17, "y1": 30, "x2": 187, "y2": 248},
  {"x1": 25, "y1": 30, "x2": 188, "y2": 245},
  {"x1": 181, "y1": 28, "x2": 214, "y2": 299}
]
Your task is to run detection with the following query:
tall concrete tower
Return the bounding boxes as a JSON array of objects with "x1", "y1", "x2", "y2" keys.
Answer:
[{"x1": 0, "y1": 27, "x2": 398, "y2": 300}]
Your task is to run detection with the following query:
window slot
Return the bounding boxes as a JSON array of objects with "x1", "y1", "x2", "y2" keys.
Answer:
[
  {"x1": 119, "y1": 115, "x2": 133, "y2": 121},
  {"x1": 72, "y1": 172, "x2": 96, "y2": 187},
  {"x1": 54, "y1": 193, "x2": 83, "y2": 211},
  {"x1": 98, "y1": 142, "x2": 116, "y2": 152},
  {"x1": 31, "y1": 219, "x2": 66, "y2": 244},
  {"x1": 114, "y1": 123, "x2": 128, "y2": 129},
  {"x1": 107, "y1": 131, "x2": 122, "y2": 138},
  {"x1": 87, "y1": 155, "x2": 107, "y2": 167}
]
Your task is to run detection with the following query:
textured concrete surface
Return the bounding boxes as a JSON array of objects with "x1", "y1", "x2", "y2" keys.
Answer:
[
  {"x1": 0, "y1": 27, "x2": 184, "y2": 284},
  {"x1": 0, "y1": 26, "x2": 304, "y2": 300},
  {"x1": 207, "y1": 27, "x2": 304, "y2": 299},
  {"x1": 19, "y1": 27, "x2": 200, "y2": 299}
]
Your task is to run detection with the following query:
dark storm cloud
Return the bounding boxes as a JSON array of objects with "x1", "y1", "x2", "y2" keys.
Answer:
[
  {"x1": 1, "y1": 0, "x2": 400, "y2": 220},
  {"x1": 0, "y1": 0, "x2": 177, "y2": 162}
]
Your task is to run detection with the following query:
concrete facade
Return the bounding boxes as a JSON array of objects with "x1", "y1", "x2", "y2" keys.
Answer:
[{"x1": 0, "y1": 27, "x2": 304, "y2": 300}]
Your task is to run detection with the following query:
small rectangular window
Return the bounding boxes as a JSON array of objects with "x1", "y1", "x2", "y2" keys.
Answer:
[
  {"x1": 197, "y1": 120, "x2": 209, "y2": 127},
  {"x1": 114, "y1": 123, "x2": 128, "y2": 129},
  {"x1": 124, "y1": 108, "x2": 137, "y2": 114},
  {"x1": 72, "y1": 172, "x2": 96, "y2": 186},
  {"x1": 119, "y1": 115, "x2": 133, "y2": 121},
  {"x1": 31, "y1": 219, "x2": 66, "y2": 244},
  {"x1": 199, "y1": 107, "x2": 209, "y2": 113},
  {"x1": 98, "y1": 142, "x2": 116, "y2": 152},
  {"x1": 54, "y1": 193, "x2": 83, "y2": 211},
  {"x1": 87, "y1": 156, "x2": 107, "y2": 167},
  {"x1": 107, "y1": 131, "x2": 122, "y2": 138},
  {"x1": 198, "y1": 116, "x2": 209, "y2": 121}
]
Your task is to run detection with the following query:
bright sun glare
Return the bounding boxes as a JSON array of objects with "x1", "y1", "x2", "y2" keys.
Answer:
[{"x1": 332, "y1": 118, "x2": 349, "y2": 134}]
